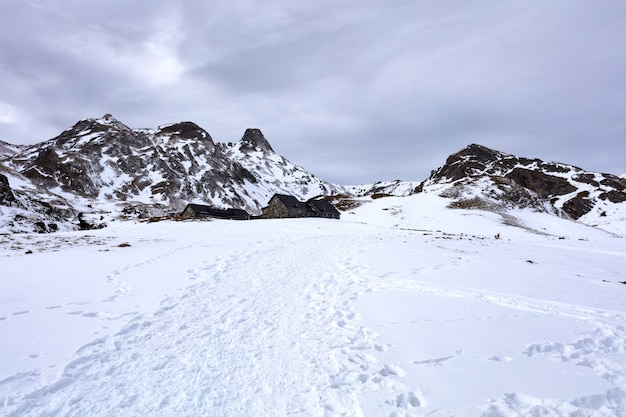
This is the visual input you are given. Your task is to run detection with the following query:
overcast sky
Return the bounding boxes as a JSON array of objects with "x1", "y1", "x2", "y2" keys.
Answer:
[{"x1": 1, "y1": 1, "x2": 625, "y2": 184}]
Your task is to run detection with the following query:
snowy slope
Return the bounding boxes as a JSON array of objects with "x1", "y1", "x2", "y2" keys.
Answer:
[
  {"x1": 1, "y1": 202, "x2": 625, "y2": 416},
  {"x1": 344, "y1": 191, "x2": 625, "y2": 239}
]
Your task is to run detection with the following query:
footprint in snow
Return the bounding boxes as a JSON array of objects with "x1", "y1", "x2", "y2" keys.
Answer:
[
  {"x1": 12, "y1": 310, "x2": 30, "y2": 316},
  {"x1": 67, "y1": 310, "x2": 85, "y2": 315},
  {"x1": 488, "y1": 355, "x2": 513, "y2": 362},
  {"x1": 414, "y1": 349, "x2": 464, "y2": 366}
]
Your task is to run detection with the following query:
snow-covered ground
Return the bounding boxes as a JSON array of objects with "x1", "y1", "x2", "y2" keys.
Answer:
[{"x1": 1, "y1": 195, "x2": 625, "y2": 416}]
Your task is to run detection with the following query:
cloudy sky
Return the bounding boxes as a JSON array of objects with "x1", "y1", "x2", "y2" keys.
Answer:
[{"x1": 1, "y1": 1, "x2": 625, "y2": 184}]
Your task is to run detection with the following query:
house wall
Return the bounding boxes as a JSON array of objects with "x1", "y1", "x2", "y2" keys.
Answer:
[
  {"x1": 262, "y1": 195, "x2": 340, "y2": 219},
  {"x1": 181, "y1": 206, "x2": 197, "y2": 218},
  {"x1": 262, "y1": 197, "x2": 291, "y2": 218}
]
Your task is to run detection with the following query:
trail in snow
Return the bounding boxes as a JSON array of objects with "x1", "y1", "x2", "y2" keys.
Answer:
[
  {"x1": 1, "y1": 218, "x2": 625, "y2": 416},
  {"x1": 1, "y1": 223, "x2": 407, "y2": 416}
]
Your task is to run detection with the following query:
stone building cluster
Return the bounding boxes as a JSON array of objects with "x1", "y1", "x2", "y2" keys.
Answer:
[{"x1": 181, "y1": 193, "x2": 340, "y2": 221}]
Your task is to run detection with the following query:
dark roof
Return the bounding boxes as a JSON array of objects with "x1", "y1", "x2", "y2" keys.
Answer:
[
  {"x1": 184, "y1": 204, "x2": 211, "y2": 216},
  {"x1": 308, "y1": 199, "x2": 340, "y2": 214},
  {"x1": 264, "y1": 194, "x2": 340, "y2": 218},
  {"x1": 183, "y1": 204, "x2": 249, "y2": 219},
  {"x1": 273, "y1": 194, "x2": 309, "y2": 209}
]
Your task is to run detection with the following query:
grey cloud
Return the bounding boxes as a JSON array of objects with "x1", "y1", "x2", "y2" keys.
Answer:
[{"x1": 0, "y1": 0, "x2": 624, "y2": 183}]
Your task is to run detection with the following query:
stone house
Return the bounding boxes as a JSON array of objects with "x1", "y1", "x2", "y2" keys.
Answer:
[
  {"x1": 307, "y1": 199, "x2": 341, "y2": 219},
  {"x1": 262, "y1": 194, "x2": 340, "y2": 219},
  {"x1": 181, "y1": 204, "x2": 250, "y2": 220}
]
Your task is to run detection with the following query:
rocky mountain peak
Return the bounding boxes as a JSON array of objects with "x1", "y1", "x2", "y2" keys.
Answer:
[
  {"x1": 154, "y1": 122, "x2": 214, "y2": 143},
  {"x1": 99, "y1": 113, "x2": 119, "y2": 123},
  {"x1": 451, "y1": 143, "x2": 507, "y2": 163},
  {"x1": 49, "y1": 114, "x2": 136, "y2": 149},
  {"x1": 417, "y1": 144, "x2": 626, "y2": 222},
  {"x1": 239, "y1": 128, "x2": 274, "y2": 153},
  {"x1": 82, "y1": 113, "x2": 131, "y2": 132},
  {"x1": 0, "y1": 115, "x2": 345, "y2": 233},
  {"x1": 429, "y1": 144, "x2": 578, "y2": 184}
]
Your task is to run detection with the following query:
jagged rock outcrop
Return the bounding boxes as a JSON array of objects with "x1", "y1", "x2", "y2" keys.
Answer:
[
  {"x1": 0, "y1": 173, "x2": 17, "y2": 206},
  {"x1": 223, "y1": 128, "x2": 343, "y2": 200},
  {"x1": 238, "y1": 128, "x2": 274, "y2": 153},
  {"x1": 416, "y1": 144, "x2": 626, "y2": 222}
]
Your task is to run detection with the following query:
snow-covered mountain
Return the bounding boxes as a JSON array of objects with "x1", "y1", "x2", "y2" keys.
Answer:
[
  {"x1": 0, "y1": 114, "x2": 346, "y2": 231},
  {"x1": 1, "y1": 120, "x2": 625, "y2": 234},
  {"x1": 413, "y1": 144, "x2": 626, "y2": 229}
]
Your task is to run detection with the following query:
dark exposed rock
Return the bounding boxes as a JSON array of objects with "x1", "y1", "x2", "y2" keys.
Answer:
[
  {"x1": 505, "y1": 168, "x2": 577, "y2": 198},
  {"x1": 33, "y1": 147, "x2": 60, "y2": 173},
  {"x1": 572, "y1": 173, "x2": 600, "y2": 187},
  {"x1": 541, "y1": 163, "x2": 572, "y2": 174},
  {"x1": 599, "y1": 190, "x2": 626, "y2": 203},
  {"x1": 77, "y1": 213, "x2": 105, "y2": 230},
  {"x1": 562, "y1": 192, "x2": 595, "y2": 219},
  {"x1": 33, "y1": 221, "x2": 60, "y2": 233},
  {"x1": 22, "y1": 147, "x2": 100, "y2": 197},
  {"x1": 0, "y1": 173, "x2": 17, "y2": 206},
  {"x1": 155, "y1": 122, "x2": 214, "y2": 144},
  {"x1": 447, "y1": 144, "x2": 503, "y2": 165},
  {"x1": 434, "y1": 144, "x2": 502, "y2": 182},
  {"x1": 239, "y1": 128, "x2": 274, "y2": 153},
  {"x1": 600, "y1": 175, "x2": 625, "y2": 191}
]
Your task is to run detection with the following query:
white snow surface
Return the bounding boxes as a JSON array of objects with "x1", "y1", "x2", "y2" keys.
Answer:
[{"x1": 1, "y1": 198, "x2": 626, "y2": 416}]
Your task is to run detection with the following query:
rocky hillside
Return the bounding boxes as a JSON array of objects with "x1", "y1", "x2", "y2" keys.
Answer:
[
  {"x1": 415, "y1": 144, "x2": 626, "y2": 226},
  {"x1": 0, "y1": 114, "x2": 346, "y2": 231},
  {"x1": 1, "y1": 120, "x2": 624, "y2": 234}
]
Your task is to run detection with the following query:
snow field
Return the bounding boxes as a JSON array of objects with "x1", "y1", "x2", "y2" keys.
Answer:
[
  {"x1": 1, "y1": 220, "x2": 407, "y2": 416},
  {"x1": 352, "y1": 232, "x2": 626, "y2": 415},
  {"x1": 1, "y1": 208, "x2": 625, "y2": 416}
]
